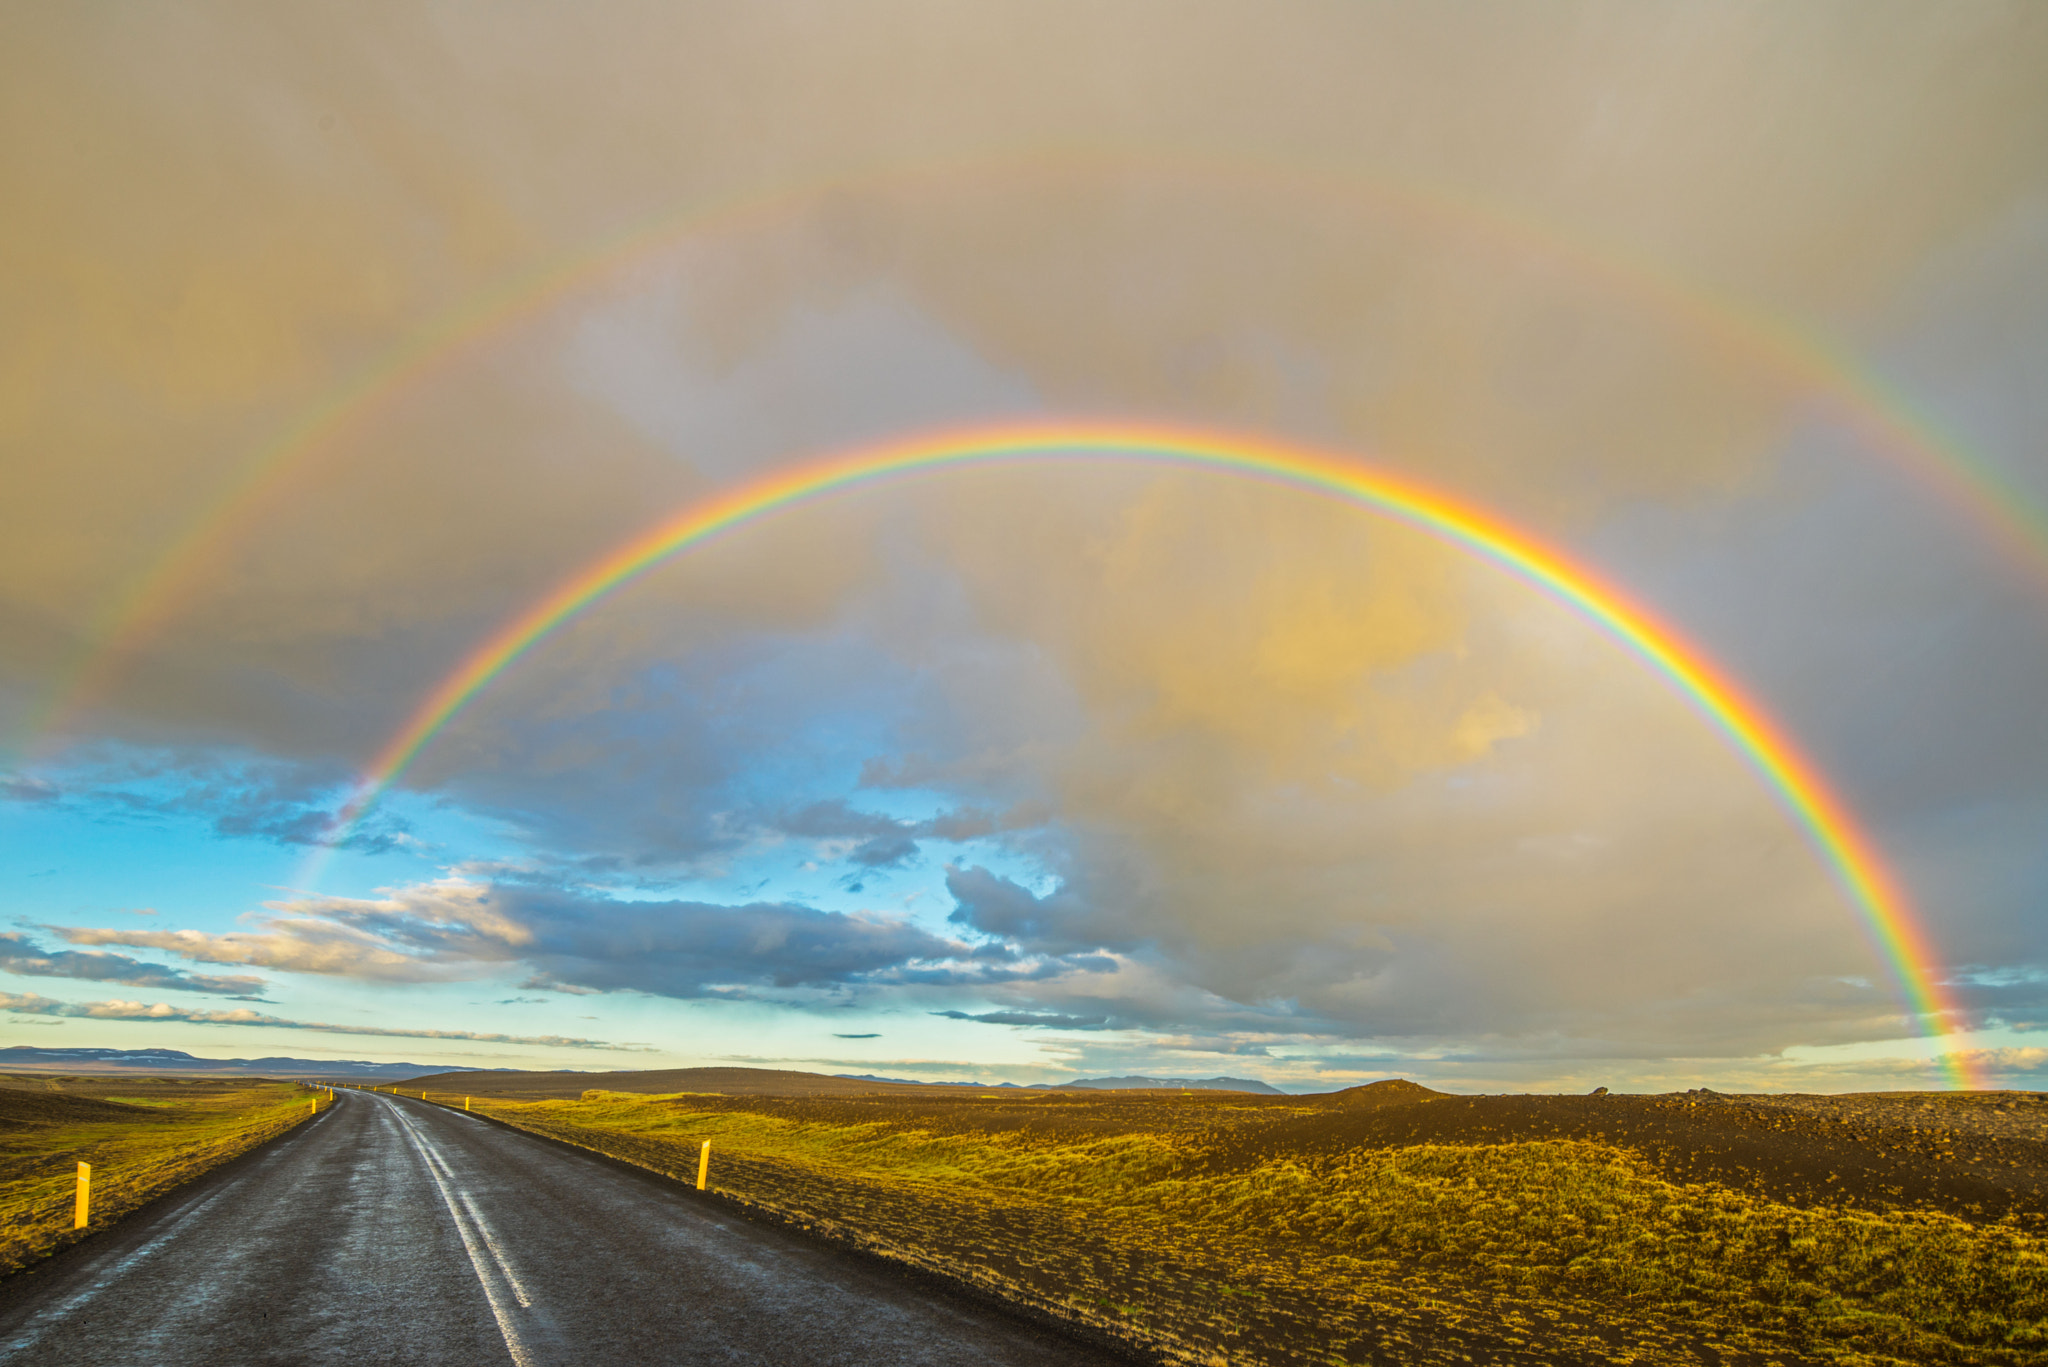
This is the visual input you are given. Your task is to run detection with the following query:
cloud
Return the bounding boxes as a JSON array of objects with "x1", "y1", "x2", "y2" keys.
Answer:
[
  {"x1": 55, "y1": 876, "x2": 1031, "y2": 999},
  {"x1": 944, "y1": 865, "x2": 1128, "y2": 958},
  {"x1": 1, "y1": 775, "x2": 60, "y2": 805},
  {"x1": 56, "y1": 922, "x2": 472, "y2": 985},
  {"x1": 0, "y1": 932, "x2": 267, "y2": 997},
  {"x1": 1, "y1": 6, "x2": 2042, "y2": 1087},
  {"x1": 848, "y1": 834, "x2": 919, "y2": 868},
  {"x1": 934, "y1": 1009, "x2": 1114, "y2": 1031},
  {"x1": 775, "y1": 799, "x2": 907, "y2": 841},
  {"x1": 833, "y1": 1032, "x2": 881, "y2": 1039},
  {"x1": 0, "y1": 992, "x2": 641, "y2": 1049}
]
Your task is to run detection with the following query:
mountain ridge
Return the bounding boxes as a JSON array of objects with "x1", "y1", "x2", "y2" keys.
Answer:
[{"x1": 0, "y1": 1046, "x2": 512, "y2": 1081}]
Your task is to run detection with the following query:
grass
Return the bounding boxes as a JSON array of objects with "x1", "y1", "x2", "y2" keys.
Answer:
[
  {"x1": 0, "y1": 1076, "x2": 316, "y2": 1276},
  {"x1": 466, "y1": 1089, "x2": 2048, "y2": 1366}
]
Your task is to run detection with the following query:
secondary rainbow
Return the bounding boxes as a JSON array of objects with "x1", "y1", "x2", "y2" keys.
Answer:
[
  {"x1": 306, "y1": 420, "x2": 1979, "y2": 1089},
  {"x1": 24, "y1": 149, "x2": 2048, "y2": 765}
]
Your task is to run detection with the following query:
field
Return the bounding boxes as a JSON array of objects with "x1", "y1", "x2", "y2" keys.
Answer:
[
  {"x1": 410, "y1": 1069, "x2": 2048, "y2": 1367},
  {"x1": 0, "y1": 1074, "x2": 315, "y2": 1276}
]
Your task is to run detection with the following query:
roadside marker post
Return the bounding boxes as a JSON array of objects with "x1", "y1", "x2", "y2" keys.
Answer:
[
  {"x1": 73, "y1": 1163, "x2": 90, "y2": 1229},
  {"x1": 697, "y1": 1141, "x2": 710, "y2": 1191},
  {"x1": 465, "y1": 1097, "x2": 471, "y2": 1111}
]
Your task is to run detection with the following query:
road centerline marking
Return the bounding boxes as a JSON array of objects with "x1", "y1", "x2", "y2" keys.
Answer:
[{"x1": 383, "y1": 1099, "x2": 540, "y2": 1367}]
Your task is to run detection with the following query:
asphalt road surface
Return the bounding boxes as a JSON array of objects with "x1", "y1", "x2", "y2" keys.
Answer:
[{"x1": 0, "y1": 1090, "x2": 1120, "y2": 1366}]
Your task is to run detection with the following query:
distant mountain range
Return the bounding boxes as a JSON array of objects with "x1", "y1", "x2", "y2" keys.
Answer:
[
  {"x1": 0, "y1": 1046, "x2": 508, "y2": 1081},
  {"x1": 836, "y1": 1071, "x2": 1286, "y2": 1095},
  {"x1": 1051, "y1": 1075, "x2": 1287, "y2": 1094},
  {"x1": 0, "y1": 1049, "x2": 1287, "y2": 1092}
]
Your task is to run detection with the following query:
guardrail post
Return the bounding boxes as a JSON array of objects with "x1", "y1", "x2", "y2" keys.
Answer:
[
  {"x1": 697, "y1": 1140, "x2": 710, "y2": 1191},
  {"x1": 74, "y1": 1163, "x2": 90, "y2": 1229}
]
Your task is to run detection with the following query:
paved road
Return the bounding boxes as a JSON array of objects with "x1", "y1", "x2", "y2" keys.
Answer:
[{"x1": 0, "y1": 1091, "x2": 1118, "y2": 1366}]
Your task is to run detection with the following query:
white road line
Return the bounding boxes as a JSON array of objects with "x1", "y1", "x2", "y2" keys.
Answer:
[
  {"x1": 382, "y1": 1098, "x2": 538, "y2": 1366},
  {"x1": 455, "y1": 1188, "x2": 538, "y2": 1308},
  {"x1": 392, "y1": 1114, "x2": 537, "y2": 1309}
]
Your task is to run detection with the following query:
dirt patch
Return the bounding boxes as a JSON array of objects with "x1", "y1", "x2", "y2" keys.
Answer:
[
  {"x1": 0, "y1": 1088, "x2": 164, "y2": 1131},
  {"x1": 1205, "y1": 1089, "x2": 2048, "y2": 1228}
]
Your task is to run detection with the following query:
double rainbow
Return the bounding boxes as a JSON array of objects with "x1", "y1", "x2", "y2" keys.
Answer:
[
  {"x1": 24, "y1": 150, "x2": 2048, "y2": 763},
  {"x1": 306, "y1": 421, "x2": 1978, "y2": 1088}
]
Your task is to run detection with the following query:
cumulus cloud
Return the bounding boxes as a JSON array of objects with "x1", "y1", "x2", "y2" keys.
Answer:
[
  {"x1": 52, "y1": 875, "x2": 1085, "y2": 999},
  {"x1": 0, "y1": 932, "x2": 266, "y2": 998},
  {"x1": 944, "y1": 865, "x2": 1126, "y2": 958},
  {"x1": 0, "y1": 992, "x2": 640, "y2": 1049}
]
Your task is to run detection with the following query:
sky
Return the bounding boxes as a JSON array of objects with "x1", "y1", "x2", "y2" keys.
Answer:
[{"x1": 2, "y1": 2, "x2": 2045, "y2": 1093}]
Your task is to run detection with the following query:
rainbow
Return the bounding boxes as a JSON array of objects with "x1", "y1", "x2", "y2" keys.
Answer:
[
  {"x1": 23, "y1": 148, "x2": 2048, "y2": 763},
  {"x1": 306, "y1": 421, "x2": 1979, "y2": 1089}
]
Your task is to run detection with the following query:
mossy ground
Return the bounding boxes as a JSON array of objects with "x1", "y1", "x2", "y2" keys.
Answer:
[
  {"x1": 460, "y1": 1086, "x2": 2047, "y2": 1367},
  {"x1": 0, "y1": 1075, "x2": 316, "y2": 1276}
]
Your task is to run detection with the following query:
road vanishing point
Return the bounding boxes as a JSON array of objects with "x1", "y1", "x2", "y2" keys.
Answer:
[{"x1": 0, "y1": 1090, "x2": 1121, "y2": 1366}]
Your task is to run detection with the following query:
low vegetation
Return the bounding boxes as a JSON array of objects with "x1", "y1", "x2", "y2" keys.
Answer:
[
  {"x1": 0, "y1": 1075, "x2": 314, "y2": 1276},
  {"x1": 460, "y1": 1084, "x2": 2048, "y2": 1366}
]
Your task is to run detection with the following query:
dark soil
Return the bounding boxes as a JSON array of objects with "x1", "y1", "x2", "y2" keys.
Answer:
[
  {"x1": 1207, "y1": 1087, "x2": 2048, "y2": 1227},
  {"x1": 0, "y1": 1087, "x2": 162, "y2": 1131},
  {"x1": 422, "y1": 1068, "x2": 2047, "y2": 1230}
]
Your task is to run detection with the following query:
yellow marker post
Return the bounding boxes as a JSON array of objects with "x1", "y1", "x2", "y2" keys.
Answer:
[
  {"x1": 696, "y1": 1141, "x2": 710, "y2": 1191},
  {"x1": 309, "y1": 1098, "x2": 316, "y2": 1115},
  {"x1": 465, "y1": 1097, "x2": 471, "y2": 1111},
  {"x1": 73, "y1": 1163, "x2": 90, "y2": 1229}
]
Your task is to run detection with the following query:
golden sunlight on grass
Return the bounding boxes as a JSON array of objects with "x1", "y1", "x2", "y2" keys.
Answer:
[
  {"x1": 462, "y1": 1085, "x2": 2048, "y2": 1366},
  {"x1": 0, "y1": 1076, "x2": 313, "y2": 1275}
]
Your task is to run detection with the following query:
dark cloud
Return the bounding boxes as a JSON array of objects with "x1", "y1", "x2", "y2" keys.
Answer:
[
  {"x1": 91, "y1": 878, "x2": 1002, "y2": 999},
  {"x1": 1, "y1": 775, "x2": 59, "y2": 804},
  {"x1": 833, "y1": 1032, "x2": 881, "y2": 1039},
  {"x1": 776, "y1": 799, "x2": 906, "y2": 840},
  {"x1": 944, "y1": 865, "x2": 1131, "y2": 957},
  {"x1": 848, "y1": 835, "x2": 919, "y2": 868},
  {"x1": 0, "y1": 932, "x2": 267, "y2": 998},
  {"x1": 934, "y1": 1009, "x2": 1114, "y2": 1030},
  {"x1": 512, "y1": 891, "x2": 971, "y2": 997}
]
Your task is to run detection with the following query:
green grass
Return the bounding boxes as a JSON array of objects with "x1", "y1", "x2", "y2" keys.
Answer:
[
  {"x1": 0, "y1": 1079, "x2": 315, "y2": 1275},
  {"x1": 481, "y1": 1090, "x2": 2048, "y2": 1365}
]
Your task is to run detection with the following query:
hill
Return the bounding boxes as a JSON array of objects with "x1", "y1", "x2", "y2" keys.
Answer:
[
  {"x1": 0, "y1": 1046, "x2": 484, "y2": 1081},
  {"x1": 400, "y1": 1065, "x2": 958, "y2": 1100},
  {"x1": 1043, "y1": 1074, "x2": 1286, "y2": 1094}
]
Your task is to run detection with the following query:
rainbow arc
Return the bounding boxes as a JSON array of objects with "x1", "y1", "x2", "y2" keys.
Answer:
[{"x1": 300, "y1": 421, "x2": 1979, "y2": 1090}]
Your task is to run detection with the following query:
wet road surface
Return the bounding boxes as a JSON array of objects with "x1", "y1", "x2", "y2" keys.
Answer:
[{"x1": 0, "y1": 1090, "x2": 1118, "y2": 1366}]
